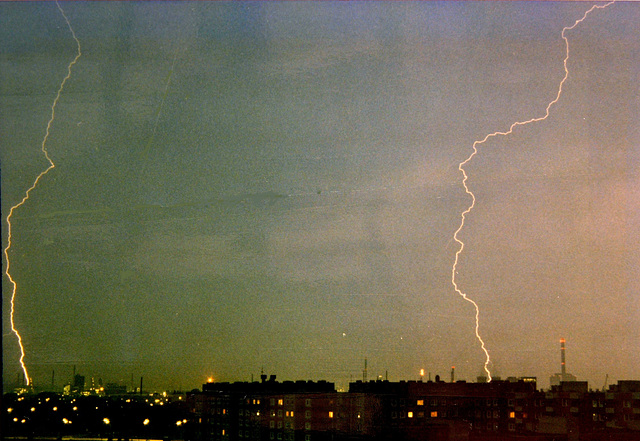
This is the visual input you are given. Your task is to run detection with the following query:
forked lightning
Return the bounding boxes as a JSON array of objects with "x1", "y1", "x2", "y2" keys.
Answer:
[{"x1": 451, "y1": 1, "x2": 615, "y2": 382}]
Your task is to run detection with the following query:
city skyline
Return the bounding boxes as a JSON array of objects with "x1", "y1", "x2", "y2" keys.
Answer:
[{"x1": 2, "y1": 1, "x2": 639, "y2": 392}]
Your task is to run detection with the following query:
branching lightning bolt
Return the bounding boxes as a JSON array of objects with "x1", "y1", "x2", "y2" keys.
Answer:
[
  {"x1": 3, "y1": 1, "x2": 81, "y2": 387},
  {"x1": 451, "y1": 1, "x2": 615, "y2": 383}
]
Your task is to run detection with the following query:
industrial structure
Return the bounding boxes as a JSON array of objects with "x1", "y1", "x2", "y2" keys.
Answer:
[{"x1": 550, "y1": 338, "x2": 578, "y2": 387}]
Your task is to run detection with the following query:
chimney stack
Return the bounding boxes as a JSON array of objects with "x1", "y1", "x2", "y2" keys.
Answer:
[{"x1": 560, "y1": 338, "x2": 566, "y2": 376}]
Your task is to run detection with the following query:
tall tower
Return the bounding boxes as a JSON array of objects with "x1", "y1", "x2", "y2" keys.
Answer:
[
  {"x1": 560, "y1": 338, "x2": 566, "y2": 376},
  {"x1": 550, "y1": 337, "x2": 577, "y2": 387}
]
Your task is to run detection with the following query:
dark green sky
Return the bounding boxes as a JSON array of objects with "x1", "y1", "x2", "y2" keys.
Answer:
[{"x1": 2, "y1": 1, "x2": 639, "y2": 392}]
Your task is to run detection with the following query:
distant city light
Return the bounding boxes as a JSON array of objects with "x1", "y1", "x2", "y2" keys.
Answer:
[
  {"x1": 103, "y1": 418, "x2": 110, "y2": 425},
  {"x1": 143, "y1": 418, "x2": 150, "y2": 426}
]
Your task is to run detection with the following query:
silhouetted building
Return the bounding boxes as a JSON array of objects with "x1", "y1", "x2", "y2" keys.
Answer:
[
  {"x1": 187, "y1": 375, "x2": 640, "y2": 441},
  {"x1": 72, "y1": 374, "x2": 85, "y2": 393}
]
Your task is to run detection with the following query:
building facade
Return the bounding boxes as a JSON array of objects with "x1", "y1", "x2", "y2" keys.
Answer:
[{"x1": 187, "y1": 377, "x2": 640, "y2": 441}]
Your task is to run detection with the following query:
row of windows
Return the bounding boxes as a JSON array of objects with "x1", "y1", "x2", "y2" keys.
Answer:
[
  {"x1": 268, "y1": 433, "x2": 311, "y2": 441},
  {"x1": 394, "y1": 398, "x2": 505, "y2": 408},
  {"x1": 391, "y1": 411, "x2": 440, "y2": 419},
  {"x1": 268, "y1": 398, "x2": 314, "y2": 407},
  {"x1": 268, "y1": 421, "x2": 314, "y2": 430}
]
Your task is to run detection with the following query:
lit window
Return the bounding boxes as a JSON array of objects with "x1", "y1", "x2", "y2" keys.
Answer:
[
  {"x1": 509, "y1": 412, "x2": 515, "y2": 419},
  {"x1": 430, "y1": 411, "x2": 437, "y2": 418},
  {"x1": 286, "y1": 411, "x2": 290, "y2": 417},
  {"x1": 408, "y1": 412, "x2": 413, "y2": 418},
  {"x1": 278, "y1": 399, "x2": 283, "y2": 406},
  {"x1": 417, "y1": 400, "x2": 424, "y2": 406},
  {"x1": 291, "y1": 411, "x2": 294, "y2": 417},
  {"x1": 328, "y1": 411, "x2": 334, "y2": 418}
]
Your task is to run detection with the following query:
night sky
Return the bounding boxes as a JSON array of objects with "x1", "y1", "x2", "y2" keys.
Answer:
[{"x1": 2, "y1": 1, "x2": 639, "y2": 392}]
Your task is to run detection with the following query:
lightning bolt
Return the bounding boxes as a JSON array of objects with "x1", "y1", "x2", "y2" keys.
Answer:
[
  {"x1": 451, "y1": 1, "x2": 615, "y2": 383},
  {"x1": 3, "y1": 1, "x2": 81, "y2": 387}
]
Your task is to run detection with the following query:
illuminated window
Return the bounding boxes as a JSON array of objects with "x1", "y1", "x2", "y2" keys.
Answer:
[
  {"x1": 328, "y1": 411, "x2": 334, "y2": 418},
  {"x1": 408, "y1": 412, "x2": 413, "y2": 418},
  {"x1": 430, "y1": 411, "x2": 438, "y2": 418},
  {"x1": 291, "y1": 411, "x2": 294, "y2": 417},
  {"x1": 286, "y1": 411, "x2": 290, "y2": 417},
  {"x1": 278, "y1": 399, "x2": 283, "y2": 406},
  {"x1": 509, "y1": 412, "x2": 515, "y2": 419},
  {"x1": 417, "y1": 400, "x2": 424, "y2": 406}
]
